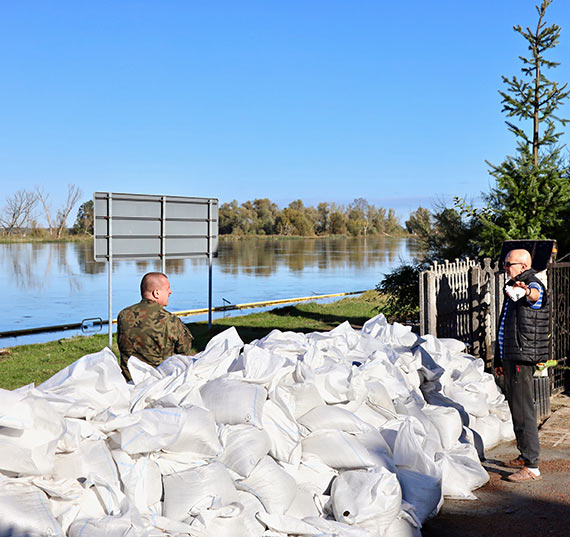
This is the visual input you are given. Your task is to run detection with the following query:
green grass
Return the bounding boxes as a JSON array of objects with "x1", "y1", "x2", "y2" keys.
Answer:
[{"x1": 0, "y1": 291, "x2": 387, "y2": 390}]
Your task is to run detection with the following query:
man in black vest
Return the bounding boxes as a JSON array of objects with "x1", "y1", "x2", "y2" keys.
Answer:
[{"x1": 495, "y1": 248, "x2": 549, "y2": 482}]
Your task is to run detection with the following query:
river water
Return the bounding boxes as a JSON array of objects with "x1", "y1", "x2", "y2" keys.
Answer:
[{"x1": 0, "y1": 237, "x2": 420, "y2": 346}]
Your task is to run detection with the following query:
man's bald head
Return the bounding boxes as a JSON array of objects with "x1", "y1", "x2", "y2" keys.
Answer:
[
  {"x1": 504, "y1": 248, "x2": 532, "y2": 278},
  {"x1": 140, "y1": 272, "x2": 172, "y2": 306}
]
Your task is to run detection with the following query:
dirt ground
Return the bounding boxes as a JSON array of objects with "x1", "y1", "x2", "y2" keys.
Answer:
[{"x1": 422, "y1": 395, "x2": 570, "y2": 537}]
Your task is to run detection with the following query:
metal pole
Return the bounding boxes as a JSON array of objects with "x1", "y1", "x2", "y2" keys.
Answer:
[
  {"x1": 208, "y1": 199, "x2": 213, "y2": 329},
  {"x1": 161, "y1": 196, "x2": 166, "y2": 274},
  {"x1": 108, "y1": 192, "x2": 113, "y2": 350}
]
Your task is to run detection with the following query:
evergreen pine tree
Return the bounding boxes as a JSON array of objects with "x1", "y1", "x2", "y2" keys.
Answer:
[{"x1": 479, "y1": 0, "x2": 570, "y2": 256}]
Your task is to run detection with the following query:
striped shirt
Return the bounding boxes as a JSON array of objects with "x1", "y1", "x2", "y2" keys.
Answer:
[{"x1": 498, "y1": 282, "x2": 543, "y2": 359}]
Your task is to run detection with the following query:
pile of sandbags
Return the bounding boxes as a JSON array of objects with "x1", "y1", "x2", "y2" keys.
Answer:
[{"x1": 0, "y1": 314, "x2": 513, "y2": 537}]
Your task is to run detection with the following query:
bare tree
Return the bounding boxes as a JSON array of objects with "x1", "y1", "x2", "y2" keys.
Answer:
[
  {"x1": 55, "y1": 184, "x2": 82, "y2": 238},
  {"x1": 35, "y1": 186, "x2": 55, "y2": 235},
  {"x1": 0, "y1": 190, "x2": 38, "y2": 235}
]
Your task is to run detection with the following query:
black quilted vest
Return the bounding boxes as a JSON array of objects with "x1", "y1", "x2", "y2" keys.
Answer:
[{"x1": 501, "y1": 269, "x2": 549, "y2": 364}]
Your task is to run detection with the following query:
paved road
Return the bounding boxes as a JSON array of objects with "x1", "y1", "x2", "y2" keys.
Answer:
[{"x1": 422, "y1": 395, "x2": 570, "y2": 537}]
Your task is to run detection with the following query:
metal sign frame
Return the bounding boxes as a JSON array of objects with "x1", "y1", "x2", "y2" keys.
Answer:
[{"x1": 94, "y1": 191, "x2": 219, "y2": 348}]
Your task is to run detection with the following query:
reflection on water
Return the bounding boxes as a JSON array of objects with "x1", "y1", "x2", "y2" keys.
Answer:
[{"x1": 1, "y1": 237, "x2": 421, "y2": 345}]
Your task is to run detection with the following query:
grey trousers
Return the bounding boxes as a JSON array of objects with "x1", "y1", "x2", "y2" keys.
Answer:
[{"x1": 503, "y1": 361, "x2": 540, "y2": 468}]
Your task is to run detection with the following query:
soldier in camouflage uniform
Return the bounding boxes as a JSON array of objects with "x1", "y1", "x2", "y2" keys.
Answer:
[{"x1": 117, "y1": 272, "x2": 193, "y2": 380}]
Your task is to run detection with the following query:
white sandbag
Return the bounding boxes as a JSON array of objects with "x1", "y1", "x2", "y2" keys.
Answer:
[
  {"x1": 110, "y1": 406, "x2": 186, "y2": 454},
  {"x1": 385, "y1": 510, "x2": 422, "y2": 537},
  {"x1": 353, "y1": 402, "x2": 391, "y2": 429},
  {"x1": 286, "y1": 486, "x2": 323, "y2": 518},
  {"x1": 188, "y1": 501, "x2": 248, "y2": 537},
  {"x1": 163, "y1": 462, "x2": 239, "y2": 521},
  {"x1": 52, "y1": 439, "x2": 121, "y2": 498},
  {"x1": 200, "y1": 377, "x2": 267, "y2": 428},
  {"x1": 313, "y1": 362, "x2": 357, "y2": 404},
  {"x1": 436, "y1": 444, "x2": 489, "y2": 500},
  {"x1": 191, "y1": 326, "x2": 244, "y2": 380},
  {"x1": 0, "y1": 389, "x2": 66, "y2": 475},
  {"x1": 500, "y1": 416, "x2": 516, "y2": 441},
  {"x1": 37, "y1": 347, "x2": 130, "y2": 418},
  {"x1": 241, "y1": 344, "x2": 289, "y2": 384},
  {"x1": 302, "y1": 430, "x2": 374, "y2": 470},
  {"x1": 67, "y1": 511, "x2": 147, "y2": 537},
  {"x1": 236, "y1": 455, "x2": 297, "y2": 514},
  {"x1": 295, "y1": 455, "x2": 338, "y2": 495},
  {"x1": 165, "y1": 405, "x2": 221, "y2": 456},
  {"x1": 470, "y1": 414, "x2": 502, "y2": 451},
  {"x1": 256, "y1": 512, "x2": 325, "y2": 536},
  {"x1": 303, "y1": 516, "x2": 369, "y2": 537},
  {"x1": 330, "y1": 467, "x2": 402, "y2": 535},
  {"x1": 444, "y1": 382, "x2": 489, "y2": 418},
  {"x1": 285, "y1": 381, "x2": 326, "y2": 419},
  {"x1": 393, "y1": 349, "x2": 422, "y2": 391},
  {"x1": 357, "y1": 429, "x2": 396, "y2": 471},
  {"x1": 236, "y1": 490, "x2": 267, "y2": 537},
  {"x1": 219, "y1": 424, "x2": 272, "y2": 477},
  {"x1": 392, "y1": 417, "x2": 440, "y2": 477},
  {"x1": 298, "y1": 404, "x2": 371, "y2": 434},
  {"x1": 359, "y1": 355, "x2": 411, "y2": 400},
  {"x1": 111, "y1": 451, "x2": 162, "y2": 515},
  {"x1": 437, "y1": 338, "x2": 467, "y2": 354},
  {"x1": 0, "y1": 478, "x2": 64, "y2": 537},
  {"x1": 422, "y1": 404, "x2": 463, "y2": 451},
  {"x1": 396, "y1": 467, "x2": 442, "y2": 524},
  {"x1": 261, "y1": 398, "x2": 301, "y2": 463}
]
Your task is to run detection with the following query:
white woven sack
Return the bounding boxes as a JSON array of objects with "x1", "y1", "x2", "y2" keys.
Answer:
[
  {"x1": 188, "y1": 502, "x2": 248, "y2": 537},
  {"x1": 241, "y1": 344, "x2": 289, "y2": 384},
  {"x1": 285, "y1": 381, "x2": 326, "y2": 419},
  {"x1": 111, "y1": 451, "x2": 162, "y2": 515},
  {"x1": 302, "y1": 430, "x2": 374, "y2": 470},
  {"x1": 298, "y1": 404, "x2": 371, "y2": 434},
  {"x1": 236, "y1": 455, "x2": 297, "y2": 514},
  {"x1": 330, "y1": 467, "x2": 402, "y2": 535},
  {"x1": 436, "y1": 445, "x2": 489, "y2": 500},
  {"x1": 422, "y1": 404, "x2": 463, "y2": 451},
  {"x1": 165, "y1": 405, "x2": 221, "y2": 456},
  {"x1": 385, "y1": 510, "x2": 422, "y2": 537},
  {"x1": 0, "y1": 478, "x2": 64, "y2": 537},
  {"x1": 37, "y1": 347, "x2": 130, "y2": 418},
  {"x1": 470, "y1": 414, "x2": 502, "y2": 451},
  {"x1": 200, "y1": 377, "x2": 267, "y2": 428},
  {"x1": 236, "y1": 490, "x2": 266, "y2": 537},
  {"x1": 219, "y1": 424, "x2": 272, "y2": 477},
  {"x1": 163, "y1": 462, "x2": 239, "y2": 521},
  {"x1": 52, "y1": 439, "x2": 121, "y2": 503},
  {"x1": 444, "y1": 382, "x2": 489, "y2": 418},
  {"x1": 261, "y1": 398, "x2": 300, "y2": 463},
  {"x1": 68, "y1": 513, "x2": 147, "y2": 537},
  {"x1": 0, "y1": 389, "x2": 66, "y2": 476},
  {"x1": 112, "y1": 406, "x2": 186, "y2": 454},
  {"x1": 396, "y1": 467, "x2": 442, "y2": 524}
]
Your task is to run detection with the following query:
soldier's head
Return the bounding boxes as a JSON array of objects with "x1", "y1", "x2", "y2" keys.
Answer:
[
  {"x1": 140, "y1": 272, "x2": 172, "y2": 307},
  {"x1": 503, "y1": 249, "x2": 532, "y2": 279}
]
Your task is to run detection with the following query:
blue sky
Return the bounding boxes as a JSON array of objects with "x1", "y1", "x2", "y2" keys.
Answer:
[{"x1": 2, "y1": 0, "x2": 570, "y2": 223}]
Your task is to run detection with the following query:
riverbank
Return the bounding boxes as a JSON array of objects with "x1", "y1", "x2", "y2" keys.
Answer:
[
  {"x1": 0, "y1": 291, "x2": 387, "y2": 390},
  {"x1": 0, "y1": 233, "x2": 92, "y2": 244},
  {"x1": 1, "y1": 232, "x2": 412, "y2": 244}
]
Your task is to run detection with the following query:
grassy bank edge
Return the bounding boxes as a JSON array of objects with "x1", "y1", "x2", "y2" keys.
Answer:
[{"x1": 0, "y1": 291, "x2": 391, "y2": 390}]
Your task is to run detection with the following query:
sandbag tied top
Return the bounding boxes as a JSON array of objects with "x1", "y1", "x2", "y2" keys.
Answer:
[{"x1": 199, "y1": 376, "x2": 267, "y2": 428}]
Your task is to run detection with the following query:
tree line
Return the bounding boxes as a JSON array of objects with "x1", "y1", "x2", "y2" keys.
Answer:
[
  {"x1": 219, "y1": 198, "x2": 405, "y2": 237},
  {"x1": 1, "y1": 194, "x2": 408, "y2": 239}
]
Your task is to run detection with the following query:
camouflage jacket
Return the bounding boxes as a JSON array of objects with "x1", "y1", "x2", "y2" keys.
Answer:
[{"x1": 117, "y1": 298, "x2": 193, "y2": 379}]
